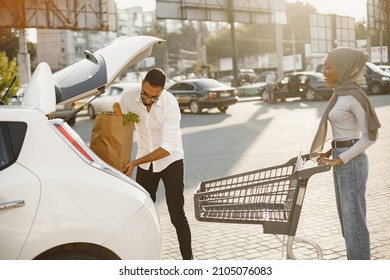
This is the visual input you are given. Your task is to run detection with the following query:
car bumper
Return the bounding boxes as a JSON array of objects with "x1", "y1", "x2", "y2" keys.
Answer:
[
  {"x1": 103, "y1": 202, "x2": 161, "y2": 260},
  {"x1": 199, "y1": 97, "x2": 238, "y2": 108}
]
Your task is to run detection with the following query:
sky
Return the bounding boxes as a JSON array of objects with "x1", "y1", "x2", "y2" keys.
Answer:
[
  {"x1": 27, "y1": 0, "x2": 368, "y2": 42},
  {"x1": 285, "y1": 0, "x2": 367, "y2": 21},
  {"x1": 115, "y1": 0, "x2": 368, "y2": 21}
]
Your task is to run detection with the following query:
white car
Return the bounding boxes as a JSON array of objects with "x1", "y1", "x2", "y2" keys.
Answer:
[
  {"x1": 0, "y1": 36, "x2": 163, "y2": 260},
  {"x1": 8, "y1": 84, "x2": 77, "y2": 126},
  {"x1": 81, "y1": 82, "x2": 140, "y2": 119}
]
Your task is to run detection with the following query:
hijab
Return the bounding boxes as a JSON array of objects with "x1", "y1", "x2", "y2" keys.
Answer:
[{"x1": 309, "y1": 47, "x2": 381, "y2": 159}]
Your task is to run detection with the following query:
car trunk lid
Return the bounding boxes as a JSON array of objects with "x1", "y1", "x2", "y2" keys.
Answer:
[{"x1": 21, "y1": 35, "x2": 164, "y2": 114}]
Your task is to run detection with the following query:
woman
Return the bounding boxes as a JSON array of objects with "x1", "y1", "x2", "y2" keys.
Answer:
[{"x1": 309, "y1": 47, "x2": 381, "y2": 260}]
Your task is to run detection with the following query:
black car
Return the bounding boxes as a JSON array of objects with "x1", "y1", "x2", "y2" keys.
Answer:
[
  {"x1": 365, "y1": 62, "x2": 390, "y2": 95},
  {"x1": 275, "y1": 72, "x2": 333, "y2": 101},
  {"x1": 316, "y1": 62, "x2": 389, "y2": 95},
  {"x1": 166, "y1": 78, "x2": 238, "y2": 114}
]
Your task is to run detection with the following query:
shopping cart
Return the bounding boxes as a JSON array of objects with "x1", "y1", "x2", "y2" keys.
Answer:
[{"x1": 194, "y1": 153, "x2": 331, "y2": 259}]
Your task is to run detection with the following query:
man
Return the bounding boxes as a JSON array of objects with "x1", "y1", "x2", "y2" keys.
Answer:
[
  {"x1": 119, "y1": 68, "x2": 193, "y2": 260},
  {"x1": 265, "y1": 71, "x2": 276, "y2": 103}
]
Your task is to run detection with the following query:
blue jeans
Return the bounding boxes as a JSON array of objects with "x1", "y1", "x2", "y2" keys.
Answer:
[{"x1": 333, "y1": 147, "x2": 370, "y2": 260}]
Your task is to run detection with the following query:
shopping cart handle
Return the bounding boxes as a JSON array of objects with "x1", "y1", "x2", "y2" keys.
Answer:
[{"x1": 297, "y1": 163, "x2": 331, "y2": 180}]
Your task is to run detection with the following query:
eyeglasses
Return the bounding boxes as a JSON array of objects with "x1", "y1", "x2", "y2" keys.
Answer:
[{"x1": 141, "y1": 89, "x2": 160, "y2": 103}]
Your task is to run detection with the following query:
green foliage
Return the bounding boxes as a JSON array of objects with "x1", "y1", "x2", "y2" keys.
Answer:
[
  {"x1": 0, "y1": 51, "x2": 19, "y2": 103},
  {"x1": 100, "y1": 111, "x2": 140, "y2": 125},
  {"x1": 122, "y1": 111, "x2": 140, "y2": 125}
]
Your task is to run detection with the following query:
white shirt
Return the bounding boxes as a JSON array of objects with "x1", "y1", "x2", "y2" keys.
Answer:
[
  {"x1": 119, "y1": 86, "x2": 184, "y2": 172},
  {"x1": 328, "y1": 95, "x2": 375, "y2": 163}
]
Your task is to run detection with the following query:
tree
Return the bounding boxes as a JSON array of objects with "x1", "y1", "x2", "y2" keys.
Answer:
[
  {"x1": 0, "y1": 28, "x2": 37, "y2": 73},
  {"x1": 0, "y1": 28, "x2": 19, "y2": 60},
  {"x1": 0, "y1": 51, "x2": 19, "y2": 104}
]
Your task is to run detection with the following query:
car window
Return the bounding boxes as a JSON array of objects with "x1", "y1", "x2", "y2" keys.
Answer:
[
  {"x1": 183, "y1": 83, "x2": 195, "y2": 91},
  {"x1": 53, "y1": 54, "x2": 107, "y2": 102},
  {"x1": 366, "y1": 62, "x2": 386, "y2": 74},
  {"x1": 280, "y1": 76, "x2": 290, "y2": 85},
  {"x1": 0, "y1": 122, "x2": 27, "y2": 170},
  {"x1": 109, "y1": 87, "x2": 123, "y2": 96},
  {"x1": 195, "y1": 79, "x2": 224, "y2": 89},
  {"x1": 170, "y1": 83, "x2": 193, "y2": 91}
]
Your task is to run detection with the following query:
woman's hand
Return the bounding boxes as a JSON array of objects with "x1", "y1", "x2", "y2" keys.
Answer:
[{"x1": 317, "y1": 156, "x2": 343, "y2": 167}]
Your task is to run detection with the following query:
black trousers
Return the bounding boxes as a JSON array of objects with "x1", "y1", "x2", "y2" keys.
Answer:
[{"x1": 136, "y1": 159, "x2": 193, "y2": 260}]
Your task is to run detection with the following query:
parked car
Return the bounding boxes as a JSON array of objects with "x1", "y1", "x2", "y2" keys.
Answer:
[
  {"x1": 8, "y1": 84, "x2": 77, "y2": 126},
  {"x1": 238, "y1": 68, "x2": 256, "y2": 85},
  {"x1": 365, "y1": 62, "x2": 390, "y2": 94},
  {"x1": 0, "y1": 35, "x2": 163, "y2": 260},
  {"x1": 236, "y1": 82, "x2": 266, "y2": 99},
  {"x1": 218, "y1": 75, "x2": 234, "y2": 86},
  {"x1": 275, "y1": 72, "x2": 333, "y2": 101},
  {"x1": 378, "y1": 65, "x2": 390, "y2": 74},
  {"x1": 317, "y1": 62, "x2": 390, "y2": 95},
  {"x1": 166, "y1": 78, "x2": 238, "y2": 114},
  {"x1": 78, "y1": 82, "x2": 139, "y2": 119}
]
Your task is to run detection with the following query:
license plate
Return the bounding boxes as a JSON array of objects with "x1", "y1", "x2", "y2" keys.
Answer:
[{"x1": 220, "y1": 92, "x2": 230, "y2": 97}]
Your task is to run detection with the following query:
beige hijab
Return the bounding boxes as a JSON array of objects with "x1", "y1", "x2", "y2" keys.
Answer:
[{"x1": 309, "y1": 47, "x2": 381, "y2": 160}]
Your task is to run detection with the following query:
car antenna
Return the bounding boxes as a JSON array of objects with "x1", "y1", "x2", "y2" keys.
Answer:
[
  {"x1": 0, "y1": 75, "x2": 17, "y2": 105},
  {"x1": 63, "y1": 85, "x2": 106, "y2": 123}
]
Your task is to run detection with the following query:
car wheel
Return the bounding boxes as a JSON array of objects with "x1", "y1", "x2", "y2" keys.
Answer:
[
  {"x1": 66, "y1": 116, "x2": 76, "y2": 126},
  {"x1": 305, "y1": 88, "x2": 317, "y2": 101},
  {"x1": 218, "y1": 106, "x2": 228, "y2": 113},
  {"x1": 189, "y1": 100, "x2": 201, "y2": 114},
  {"x1": 88, "y1": 105, "x2": 96, "y2": 119},
  {"x1": 369, "y1": 82, "x2": 382, "y2": 95},
  {"x1": 44, "y1": 251, "x2": 98, "y2": 260}
]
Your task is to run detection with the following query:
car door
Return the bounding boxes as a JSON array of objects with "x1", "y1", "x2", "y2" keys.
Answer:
[
  {"x1": 168, "y1": 82, "x2": 194, "y2": 105},
  {"x1": 276, "y1": 75, "x2": 290, "y2": 97},
  {"x1": 0, "y1": 122, "x2": 41, "y2": 259}
]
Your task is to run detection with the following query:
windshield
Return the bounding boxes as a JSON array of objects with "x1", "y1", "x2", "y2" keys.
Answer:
[
  {"x1": 196, "y1": 79, "x2": 228, "y2": 89},
  {"x1": 366, "y1": 62, "x2": 386, "y2": 74}
]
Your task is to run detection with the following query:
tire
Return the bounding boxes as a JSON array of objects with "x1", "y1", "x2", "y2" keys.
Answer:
[
  {"x1": 305, "y1": 88, "x2": 317, "y2": 101},
  {"x1": 88, "y1": 105, "x2": 96, "y2": 119},
  {"x1": 189, "y1": 100, "x2": 201, "y2": 114},
  {"x1": 46, "y1": 251, "x2": 97, "y2": 260},
  {"x1": 218, "y1": 106, "x2": 228, "y2": 113},
  {"x1": 369, "y1": 82, "x2": 382, "y2": 95}
]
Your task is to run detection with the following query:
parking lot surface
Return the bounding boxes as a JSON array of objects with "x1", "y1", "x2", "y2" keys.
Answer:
[{"x1": 74, "y1": 94, "x2": 390, "y2": 260}]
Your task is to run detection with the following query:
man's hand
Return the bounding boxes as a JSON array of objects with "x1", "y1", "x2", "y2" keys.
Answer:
[{"x1": 122, "y1": 160, "x2": 136, "y2": 178}]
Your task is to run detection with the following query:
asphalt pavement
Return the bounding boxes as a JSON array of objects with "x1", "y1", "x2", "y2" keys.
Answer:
[
  {"x1": 73, "y1": 94, "x2": 390, "y2": 260},
  {"x1": 151, "y1": 94, "x2": 390, "y2": 260}
]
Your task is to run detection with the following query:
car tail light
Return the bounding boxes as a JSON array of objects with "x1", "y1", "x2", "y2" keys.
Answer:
[
  {"x1": 207, "y1": 92, "x2": 218, "y2": 99},
  {"x1": 53, "y1": 123, "x2": 94, "y2": 162}
]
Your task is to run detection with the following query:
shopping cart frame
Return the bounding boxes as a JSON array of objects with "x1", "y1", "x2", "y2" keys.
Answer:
[{"x1": 194, "y1": 154, "x2": 331, "y2": 259}]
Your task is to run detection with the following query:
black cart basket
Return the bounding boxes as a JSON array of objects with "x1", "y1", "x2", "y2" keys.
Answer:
[{"x1": 194, "y1": 154, "x2": 331, "y2": 259}]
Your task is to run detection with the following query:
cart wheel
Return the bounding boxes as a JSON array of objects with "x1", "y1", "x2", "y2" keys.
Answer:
[{"x1": 286, "y1": 236, "x2": 323, "y2": 260}]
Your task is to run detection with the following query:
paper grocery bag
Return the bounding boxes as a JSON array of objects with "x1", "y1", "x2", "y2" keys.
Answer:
[{"x1": 90, "y1": 113, "x2": 134, "y2": 171}]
